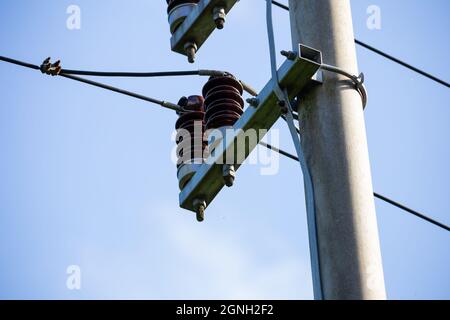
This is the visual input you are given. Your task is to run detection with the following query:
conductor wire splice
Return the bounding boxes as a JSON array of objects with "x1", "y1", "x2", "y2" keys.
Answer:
[{"x1": 40, "y1": 57, "x2": 61, "y2": 76}]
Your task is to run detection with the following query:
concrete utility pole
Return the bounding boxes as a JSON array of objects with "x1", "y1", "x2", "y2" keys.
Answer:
[{"x1": 288, "y1": 0, "x2": 386, "y2": 299}]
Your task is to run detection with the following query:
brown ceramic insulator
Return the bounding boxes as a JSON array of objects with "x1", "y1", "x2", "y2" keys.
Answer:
[
  {"x1": 178, "y1": 95, "x2": 205, "y2": 114},
  {"x1": 175, "y1": 95, "x2": 207, "y2": 165},
  {"x1": 202, "y1": 76, "x2": 244, "y2": 130},
  {"x1": 167, "y1": 0, "x2": 200, "y2": 14}
]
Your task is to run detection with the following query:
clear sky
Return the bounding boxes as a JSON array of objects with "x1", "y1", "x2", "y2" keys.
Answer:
[{"x1": 0, "y1": 0, "x2": 449, "y2": 299}]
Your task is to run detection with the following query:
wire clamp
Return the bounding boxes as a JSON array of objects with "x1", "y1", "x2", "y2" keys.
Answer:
[
  {"x1": 40, "y1": 57, "x2": 61, "y2": 76},
  {"x1": 351, "y1": 72, "x2": 365, "y2": 91},
  {"x1": 351, "y1": 72, "x2": 367, "y2": 108},
  {"x1": 320, "y1": 64, "x2": 368, "y2": 109}
]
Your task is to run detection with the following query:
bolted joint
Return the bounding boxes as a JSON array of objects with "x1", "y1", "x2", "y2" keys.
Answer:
[
  {"x1": 246, "y1": 97, "x2": 260, "y2": 108},
  {"x1": 213, "y1": 7, "x2": 226, "y2": 30},
  {"x1": 277, "y1": 100, "x2": 288, "y2": 114},
  {"x1": 280, "y1": 50, "x2": 297, "y2": 61},
  {"x1": 222, "y1": 164, "x2": 235, "y2": 187},
  {"x1": 192, "y1": 198, "x2": 207, "y2": 222},
  {"x1": 184, "y1": 42, "x2": 198, "y2": 64}
]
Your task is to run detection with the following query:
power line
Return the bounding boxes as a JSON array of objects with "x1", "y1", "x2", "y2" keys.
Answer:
[
  {"x1": 272, "y1": 0, "x2": 289, "y2": 11},
  {"x1": 373, "y1": 193, "x2": 450, "y2": 232},
  {"x1": 61, "y1": 68, "x2": 261, "y2": 98},
  {"x1": 31, "y1": 57, "x2": 259, "y2": 95},
  {"x1": 61, "y1": 68, "x2": 259, "y2": 97},
  {"x1": 272, "y1": 1, "x2": 450, "y2": 88},
  {"x1": 59, "y1": 69, "x2": 232, "y2": 78},
  {"x1": 259, "y1": 141, "x2": 298, "y2": 161},
  {"x1": 0, "y1": 56, "x2": 40, "y2": 71},
  {"x1": 0, "y1": 57, "x2": 201, "y2": 78},
  {"x1": 0, "y1": 55, "x2": 259, "y2": 108},
  {"x1": 260, "y1": 142, "x2": 450, "y2": 233},
  {"x1": 59, "y1": 73, "x2": 180, "y2": 111},
  {"x1": 355, "y1": 39, "x2": 449, "y2": 88},
  {"x1": 60, "y1": 69, "x2": 200, "y2": 77},
  {"x1": 0, "y1": 56, "x2": 181, "y2": 112}
]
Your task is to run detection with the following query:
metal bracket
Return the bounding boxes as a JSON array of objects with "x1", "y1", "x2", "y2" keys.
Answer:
[
  {"x1": 170, "y1": 0, "x2": 240, "y2": 62},
  {"x1": 179, "y1": 44, "x2": 322, "y2": 213}
]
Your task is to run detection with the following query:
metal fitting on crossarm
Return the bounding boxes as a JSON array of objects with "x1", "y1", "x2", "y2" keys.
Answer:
[
  {"x1": 280, "y1": 50, "x2": 297, "y2": 61},
  {"x1": 222, "y1": 164, "x2": 235, "y2": 187},
  {"x1": 246, "y1": 97, "x2": 259, "y2": 107},
  {"x1": 184, "y1": 42, "x2": 198, "y2": 63},
  {"x1": 213, "y1": 6, "x2": 226, "y2": 29},
  {"x1": 193, "y1": 198, "x2": 206, "y2": 222}
]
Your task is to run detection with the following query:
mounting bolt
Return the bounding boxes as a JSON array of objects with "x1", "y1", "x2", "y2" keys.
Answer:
[
  {"x1": 280, "y1": 50, "x2": 297, "y2": 61},
  {"x1": 278, "y1": 100, "x2": 288, "y2": 114},
  {"x1": 222, "y1": 164, "x2": 236, "y2": 187},
  {"x1": 184, "y1": 42, "x2": 198, "y2": 64},
  {"x1": 246, "y1": 97, "x2": 260, "y2": 108},
  {"x1": 193, "y1": 198, "x2": 207, "y2": 222},
  {"x1": 213, "y1": 7, "x2": 226, "y2": 30}
]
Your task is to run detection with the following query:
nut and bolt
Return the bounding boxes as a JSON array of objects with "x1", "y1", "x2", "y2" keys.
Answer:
[
  {"x1": 278, "y1": 100, "x2": 288, "y2": 114},
  {"x1": 213, "y1": 7, "x2": 226, "y2": 30},
  {"x1": 246, "y1": 97, "x2": 260, "y2": 108},
  {"x1": 196, "y1": 204, "x2": 205, "y2": 222},
  {"x1": 184, "y1": 42, "x2": 198, "y2": 64},
  {"x1": 280, "y1": 50, "x2": 297, "y2": 61},
  {"x1": 222, "y1": 164, "x2": 236, "y2": 187},
  {"x1": 193, "y1": 199, "x2": 207, "y2": 222}
]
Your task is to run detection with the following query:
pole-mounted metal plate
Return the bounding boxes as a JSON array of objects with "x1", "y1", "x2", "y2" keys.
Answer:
[
  {"x1": 179, "y1": 44, "x2": 323, "y2": 213},
  {"x1": 170, "y1": 0, "x2": 239, "y2": 56}
]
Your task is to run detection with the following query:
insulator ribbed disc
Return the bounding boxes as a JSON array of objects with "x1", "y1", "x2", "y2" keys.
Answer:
[
  {"x1": 167, "y1": 0, "x2": 200, "y2": 14},
  {"x1": 175, "y1": 95, "x2": 206, "y2": 165},
  {"x1": 202, "y1": 76, "x2": 245, "y2": 130},
  {"x1": 202, "y1": 76, "x2": 243, "y2": 97}
]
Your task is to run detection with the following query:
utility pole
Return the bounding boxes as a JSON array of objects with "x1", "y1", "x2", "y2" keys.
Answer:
[{"x1": 288, "y1": 0, "x2": 386, "y2": 299}]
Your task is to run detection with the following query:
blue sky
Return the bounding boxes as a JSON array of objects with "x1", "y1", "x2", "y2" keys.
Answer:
[{"x1": 0, "y1": 0, "x2": 449, "y2": 299}]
